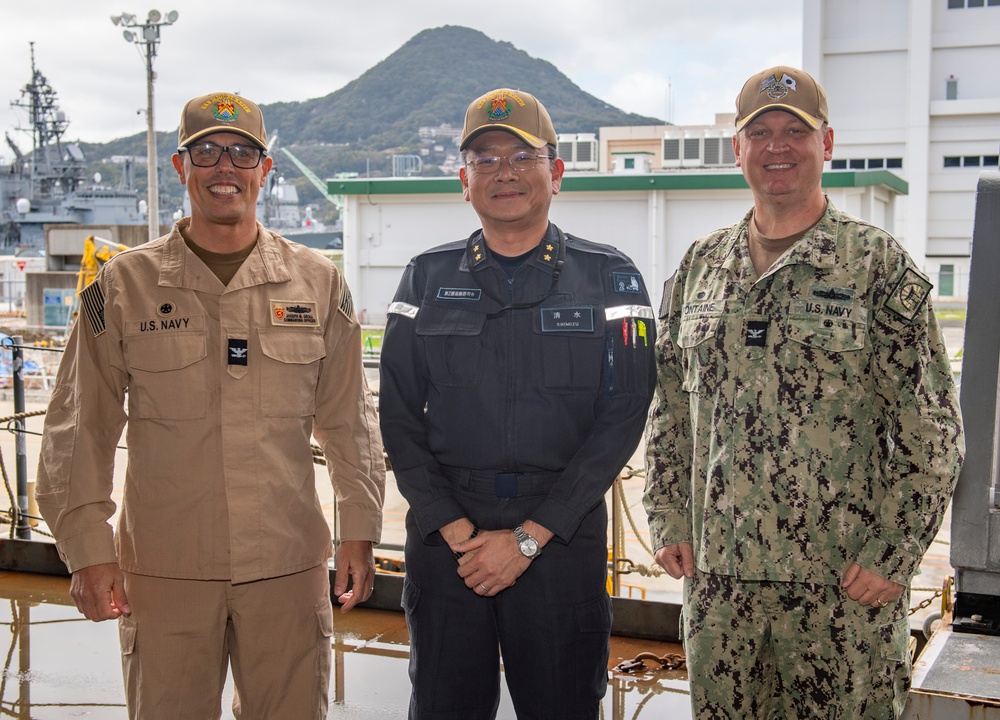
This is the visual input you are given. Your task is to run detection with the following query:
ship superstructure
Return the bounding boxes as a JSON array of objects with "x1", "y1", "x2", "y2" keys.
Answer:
[{"x1": 1, "y1": 43, "x2": 146, "y2": 249}]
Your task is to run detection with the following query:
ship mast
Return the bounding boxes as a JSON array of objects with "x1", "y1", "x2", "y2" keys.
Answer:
[{"x1": 8, "y1": 42, "x2": 84, "y2": 205}]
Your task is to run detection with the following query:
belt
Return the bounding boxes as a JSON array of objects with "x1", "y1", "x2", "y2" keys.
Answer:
[{"x1": 440, "y1": 466, "x2": 561, "y2": 498}]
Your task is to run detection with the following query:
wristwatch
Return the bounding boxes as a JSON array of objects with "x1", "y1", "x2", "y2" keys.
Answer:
[{"x1": 513, "y1": 525, "x2": 541, "y2": 559}]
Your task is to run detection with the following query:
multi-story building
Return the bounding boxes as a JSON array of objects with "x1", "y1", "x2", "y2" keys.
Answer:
[
  {"x1": 597, "y1": 1, "x2": 999, "y2": 300},
  {"x1": 804, "y1": 0, "x2": 1000, "y2": 298}
]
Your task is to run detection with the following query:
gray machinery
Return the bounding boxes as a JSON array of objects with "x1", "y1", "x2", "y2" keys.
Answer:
[{"x1": 904, "y1": 171, "x2": 1000, "y2": 716}]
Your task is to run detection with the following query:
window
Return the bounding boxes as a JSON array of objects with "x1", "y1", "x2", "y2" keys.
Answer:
[
  {"x1": 968, "y1": 0, "x2": 985, "y2": 6},
  {"x1": 948, "y1": 0, "x2": 964, "y2": 7},
  {"x1": 944, "y1": 155, "x2": 998, "y2": 168},
  {"x1": 939, "y1": 265, "x2": 955, "y2": 297},
  {"x1": 624, "y1": 158, "x2": 635, "y2": 170},
  {"x1": 830, "y1": 157, "x2": 902, "y2": 171},
  {"x1": 946, "y1": 76, "x2": 959, "y2": 100}
]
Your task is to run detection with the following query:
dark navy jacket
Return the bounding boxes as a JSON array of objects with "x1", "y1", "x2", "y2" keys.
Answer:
[{"x1": 379, "y1": 223, "x2": 656, "y2": 544}]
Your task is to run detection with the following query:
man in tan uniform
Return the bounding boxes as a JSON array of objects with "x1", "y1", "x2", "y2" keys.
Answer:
[
  {"x1": 643, "y1": 67, "x2": 963, "y2": 718},
  {"x1": 35, "y1": 92, "x2": 385, "y2": 719}
]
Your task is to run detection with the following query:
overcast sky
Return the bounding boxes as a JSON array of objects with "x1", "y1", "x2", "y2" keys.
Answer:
[{"x1": 2, "y1": 0, "x2": 802, "y2": 160}]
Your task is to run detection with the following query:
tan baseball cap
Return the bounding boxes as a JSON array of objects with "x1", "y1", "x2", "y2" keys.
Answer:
[
  {"x1": 459, "y1": 88, "x2": 557, "y2": 150},
  {"x1": 177, "y1": 92, "x2": 267, "y2": 150},
  {"x1": 735, "y1": 66, "x2": 829, "y2": 131}
]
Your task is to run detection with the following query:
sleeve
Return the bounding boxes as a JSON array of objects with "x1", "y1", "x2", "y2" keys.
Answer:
[
  {"x1": 378, "y1": 259, "x2": 468, "y2": 540},
  {"x1": 526, "y1": 256, "x2": 658, "y2": 543},
  {"x1": 857, "y1": 257, "x2": 965, "y2": 584},
  {"x1": 313, "y1": 268, "x2": 386, "y2": 543},
  {"x1": 34, "y1": 269, "x2": 129, "y2": 572},
  {"x1": 642, "y1": 267, "x2": 696, "y2": 552}
]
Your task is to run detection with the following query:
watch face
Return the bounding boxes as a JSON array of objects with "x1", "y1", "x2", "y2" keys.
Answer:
[{"x1": 519, "y1": 538, "x2": 539, "y2": 557}]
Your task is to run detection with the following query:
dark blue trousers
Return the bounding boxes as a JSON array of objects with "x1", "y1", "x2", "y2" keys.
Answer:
[{"x1": 402, "y1": 472, "x2": 611, "y2": 720}]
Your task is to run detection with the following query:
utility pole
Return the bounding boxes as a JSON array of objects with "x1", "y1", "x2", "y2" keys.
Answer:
[{"x1": 111, "y1": 10, "x2": 179, "y2": 242}]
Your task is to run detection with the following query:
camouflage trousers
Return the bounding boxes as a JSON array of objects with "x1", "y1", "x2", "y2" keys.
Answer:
[{"x1": 682, "y1": 572, "x2": 911, "y2": 719}]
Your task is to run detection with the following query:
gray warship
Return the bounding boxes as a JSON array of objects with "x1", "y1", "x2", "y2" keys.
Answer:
[{"x1": 0, "y1": 43, "x2": 147, "y2": 250}]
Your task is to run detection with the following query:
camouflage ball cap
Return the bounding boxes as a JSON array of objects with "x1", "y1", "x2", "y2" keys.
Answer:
[
  {"x1": 459, "y1": 88, "x2": 557, "y2": 150},
  {"x1": 177, "y1": 92, "x2": 267, "y2": 150},
  {"x1": 735, "y1": 66, "x2": 829, "y2": 131}
]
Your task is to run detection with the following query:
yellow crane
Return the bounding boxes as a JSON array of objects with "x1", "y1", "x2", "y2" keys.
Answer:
[
  {"x1": 76, "y1": 235, "x2": 128, "y2": 296},
  {"x1": 66, "y1": 235, "x2": 128, "y2": 332}
]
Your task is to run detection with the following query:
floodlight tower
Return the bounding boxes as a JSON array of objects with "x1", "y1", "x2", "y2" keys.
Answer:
[{"x1": 111, "y1": 9, "x2": 179, "y2": 242}]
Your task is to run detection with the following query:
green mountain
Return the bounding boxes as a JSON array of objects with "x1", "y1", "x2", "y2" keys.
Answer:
[{"x1": 80, "y1": 25, "x2": 663, "y2": 220}]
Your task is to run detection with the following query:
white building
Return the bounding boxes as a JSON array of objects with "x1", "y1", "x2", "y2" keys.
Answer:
[
  {"x1": 332, "y1": 173, "x2": 902, "y2": 325},
  {"x1": 804, "y1": 0, "x2": 1000, "y2": 298}
]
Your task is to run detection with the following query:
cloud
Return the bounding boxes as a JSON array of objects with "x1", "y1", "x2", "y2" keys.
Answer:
[{"x1": 1, "y1": 0, "x2": 802, "y2": 156}]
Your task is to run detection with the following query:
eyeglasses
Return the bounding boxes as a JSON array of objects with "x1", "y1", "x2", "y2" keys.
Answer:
[
  {"x1": 466, "y1": 151, "x2": 554, "y2": 174},
  {"x1": 180, "y1": 142, "x2": 265, "y2": 169}
]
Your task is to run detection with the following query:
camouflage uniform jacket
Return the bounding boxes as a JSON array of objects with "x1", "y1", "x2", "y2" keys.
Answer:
[{"x1": 643, "y1": 202, "x2": 964, "y2": 585}]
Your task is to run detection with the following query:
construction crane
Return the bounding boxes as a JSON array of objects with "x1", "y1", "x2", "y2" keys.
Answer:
[
  {"x1": 76, "y1": 235, "x2": 128, "y2": 296},
  {"x1": 64, "y1": 234, "x2": 129, "y2": 332}
]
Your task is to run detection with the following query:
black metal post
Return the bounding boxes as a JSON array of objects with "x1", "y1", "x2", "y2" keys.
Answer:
[{"x1": 12, "y1": 335, "x2": 30, "y2": 539}]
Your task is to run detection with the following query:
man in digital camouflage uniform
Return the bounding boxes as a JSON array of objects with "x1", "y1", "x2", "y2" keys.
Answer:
[{"x1": 642, "y1": 66, "x2": 964, "y2": 719}]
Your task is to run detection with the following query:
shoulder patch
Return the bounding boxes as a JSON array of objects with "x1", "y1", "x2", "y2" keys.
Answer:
[
  {"x1": 79, "y1": 281, "x2": 106, "y2": 337},
  {"x1": 338, "y1": 284, "x2": 355, "y2": 320},
  {"x1": 612, "y1": 271, "x2": 644, "y2": 294},
  {"x1": 659, "y1": 274, "x2": 676, "y2": 320},
  {"x1": 883, "y1": 267, "x2": 932, "y2": 323}
]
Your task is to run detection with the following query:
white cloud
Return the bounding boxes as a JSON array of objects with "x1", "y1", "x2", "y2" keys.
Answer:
[{"x1": 1, "y1": 0, "x2": 802, "y2": 158}]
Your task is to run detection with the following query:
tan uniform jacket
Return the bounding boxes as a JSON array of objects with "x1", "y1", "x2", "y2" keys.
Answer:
[{"x1": 36, "y1": 219, "x2": 385, "y2": 584}]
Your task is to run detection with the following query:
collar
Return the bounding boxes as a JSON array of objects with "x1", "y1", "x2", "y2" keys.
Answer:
[
  {"x1": 462, "y1": 223, "x2": 564, "y2": 276},
  {"x1": 159, "y1": 218, "x2": 292, "y2": 291},
  {"x1": 710, "y1": 199, "x2": 842, "y2": 276}
]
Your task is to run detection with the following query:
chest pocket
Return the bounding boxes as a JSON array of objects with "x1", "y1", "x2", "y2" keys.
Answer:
[
  {"x1": 258, "y1": 331, "x2": 327, "y2": 417},
  {"x1": 782, "y1": 303, "x2": 867, "y2": 401},
  {"x1": 416, "y1": 305, "x2": 487, "y2": 388},
  {"x1": 126, "y1": 332, "x2": 208, "y2": 419},
  {"x1": 677, "y1": 315, "x2": 722, "y2": 395},
  {"x1": 532, "y1": 306, "x2": 604, "y2": 394}
]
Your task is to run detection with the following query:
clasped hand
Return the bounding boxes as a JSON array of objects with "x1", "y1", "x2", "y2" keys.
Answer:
[{"x1": 453, "y1": 529, "x2": 531, "y2": 597}]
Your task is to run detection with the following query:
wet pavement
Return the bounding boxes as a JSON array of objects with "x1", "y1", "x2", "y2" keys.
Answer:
[{"x1": 0, "y1": 571, "x2": 690, "y2": 719}]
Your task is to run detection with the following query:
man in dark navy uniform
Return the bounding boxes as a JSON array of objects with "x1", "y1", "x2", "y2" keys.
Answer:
[{"x1": 379, "y1": 88, "x2": 656, "y2": 720}]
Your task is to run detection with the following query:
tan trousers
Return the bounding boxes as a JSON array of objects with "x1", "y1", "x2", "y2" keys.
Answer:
[{"x1": 119, "y1": 565, "x2": 333, "y2": 720}]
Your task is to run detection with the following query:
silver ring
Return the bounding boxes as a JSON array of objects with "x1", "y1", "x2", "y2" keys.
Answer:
[{"x1": 480, "y1": 583, "x2": 488, "y2": 592}]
